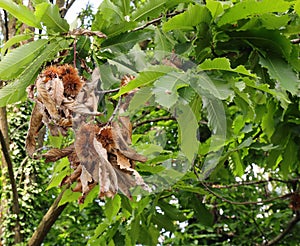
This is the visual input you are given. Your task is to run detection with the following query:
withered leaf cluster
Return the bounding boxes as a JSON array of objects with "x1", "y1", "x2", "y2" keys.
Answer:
[
  {"x1": 289, "y1": 193, "x2": 300, "y2": 211},
  {"x1": 26, "y1": 65, "x2": 149, "y2": 202}
]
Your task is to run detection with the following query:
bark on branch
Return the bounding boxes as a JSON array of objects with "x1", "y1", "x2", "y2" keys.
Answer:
[
  {"x1": 201, "y1": 181, "x2": 292, "y2": 206},
  {"x1": 262, "y1": 212, "x2": 300, "y2": 246},
  {"x1": 28, "y1": 185, "x2": 69, "y2": 246}
]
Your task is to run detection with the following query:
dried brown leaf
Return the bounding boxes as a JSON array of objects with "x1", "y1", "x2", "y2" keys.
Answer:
[
  {"x1": 69, "y1": 28, "x2": 107, "y2": 38},
  {"x1": 80, "y1": 165, "x2": 94, "y2": 194},
  {"x1": 57, "y1": 117, "x2": 72, "y2": 127},
  {"x1": 73, "y1": 68, "x2": 99, "y2": 127},
  {"x1": 108, "y1": 151, "x2": 150, "y2": 197},
  {"x1": 112, "y1": 119, "x2": 132, "y2": 145},
  {"x1": 68, "y1": 151, "x2": 80, "y2": 169},
  {"x1": 72, "y1": 180, "x2": 82, "y2": 193},
  {"x1": 110, "y1": 124, "x2": 147, "y2": 162},
  {"x1": 45, "y1": 77, "x2": 64, "y2": 106},
  {"x1": 36, "y1": 76, "x2": 59, "y2": 120},
  {"x1": 25, "y1": 103, "x2": 44, "y2": 157},
  {"x1": 75, "y1": 123, "x2": 118, "y2": 198},
  {"x1": 42, "y1": 144, "x2": 74, "y2": 163},
  {"x1": 61, "y1": 164, "x2": 82, "y2": 186},
  {"x1": 26, "y1": 84, "x2": 35, "y2": 101}
]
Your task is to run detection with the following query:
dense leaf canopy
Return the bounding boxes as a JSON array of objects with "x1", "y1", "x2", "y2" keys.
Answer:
[{"x1": 0, "y1": 0, "x2": 300, "y2": 245}]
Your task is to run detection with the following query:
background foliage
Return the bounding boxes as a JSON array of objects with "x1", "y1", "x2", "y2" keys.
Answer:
[{"x1": 0, "y1": 0, "x2": 300, "y2": 245}]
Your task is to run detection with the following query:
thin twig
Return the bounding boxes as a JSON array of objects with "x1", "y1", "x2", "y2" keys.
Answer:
[
  {"x1": 262, "y1": 212, "x2": 300, "y2": 246},
  {"x1": 133, "y1": 10, "x2": 185, "y2": 32},
  {"x1": 3, "y1": 10, "x2": 9, "y2": 41},
  {"x1": 133, "y1": 116, "x2": 176, "y2": 129},
  {"x1": 15, "y1": 156, "x2": 29, "y2": 181},
  {"x1": 66, "y1": 0, "x2": 76, "y2": 9},
  {"x1": 96, "y1": 88, "x2": 120, "y2": 95},
  {"x1": 251, "y1": 212, "x2": 267, "y2": 240},
  {"x1": 107, "y1": 97, "x2": 122, "y2": 125},
  {"x1": 201, "y1": 181, "x2": 292, "y2": 205},
  {"x1": 204, "y1": 178, "x2": 298, "y2": 189},
  {"x1": 73, "y1": 39, "x2": 76, "y2": 68}
]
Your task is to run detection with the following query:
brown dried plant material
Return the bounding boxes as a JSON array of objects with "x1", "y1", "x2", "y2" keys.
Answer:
[
  {"x1": 72, "y1": 179, "x2": 82, "y2": 193},
  {"x1": 289, "y1": 193, "x2": 300, "y2": 211},
  {"x1": 75, "y1": 123, "x2": 118, "y2": 199},
  {"x1": 36, "y1": 76, "x2": 60, "y2": 120},
  {"x1": 61, "y1": 164, "x2": 82, "y2": 187},
  {"x1": 26, "y1": 66, "x2": 150, "y2": 203},
  {"x1": 42, "y1": 144, "x2": 75, "y2": 163},
  {"x1": 72, "y1": 122, "x2": 149, "y2": 200},
  {"x1": 110, "y1": 123, "x2": 147, "y2": 163},
  {"x1": 68, "y1": 28, "x2": 107, "y2": 38},
  {"x1": 42, "y1": 64, "x2": 84, "y2": 98},
  {"x1": 25, "y1": 103, "x2": 44, "y2": 157},
  {"x1": 72, "y1": 67, "x2": 99, "y2": 120},
  {"x1": 45, "y1": 77, "x2": 64, "y2": 106},
  {"x1": 26, "y1": 64, "x2": 84, "y2": 156}
]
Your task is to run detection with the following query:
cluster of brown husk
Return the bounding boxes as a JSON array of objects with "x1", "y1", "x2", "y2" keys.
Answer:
[{"x1": 26, "y1": 64, "x2": 150, "y2": 202}]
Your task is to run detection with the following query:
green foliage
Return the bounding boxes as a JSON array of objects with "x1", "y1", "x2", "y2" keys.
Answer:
[
  {"x1": 259, "y1": 55, "x2": 299, "y2": 95},
  {"x1": 1, "y1": 0, "x2": 300, "y2": 245},
  {"x1": 0, "y1": 38, "x2": 69, "y2": 106},
  {"x1": 198, "y1": 57, "x2": 256, "y2": 77},
  {"x1": 114, "y1": 65, "x2": 176, "y2": 98},
  {"x1": 35, "y1": 3, "x2": 69, "y2": 33},
  {"x1": 0, "y1": 39, "x2": 48, "y2": 80},
  {"x1": 217, "y1": 0, "x2": 292, "y2": 26},
  {"x1": 0, "y1": 0, "x2": 41, "y2": 28},
  {"x1": 163, "y1": 4, "x2": 211, "y2": 31},
  {"x1": 1, "y1": 34, "x2": 33, "y2": 57}
]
